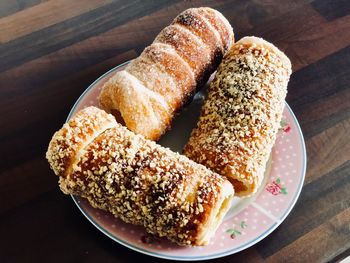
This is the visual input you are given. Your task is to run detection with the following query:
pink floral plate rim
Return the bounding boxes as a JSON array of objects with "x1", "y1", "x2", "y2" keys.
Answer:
[{"x1": 67, "y1": 61, "x2": 307, "y2": 261}]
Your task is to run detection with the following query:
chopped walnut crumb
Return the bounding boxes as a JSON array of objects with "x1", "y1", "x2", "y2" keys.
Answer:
[
  {"x1": 184, "y1": 37, "x2": 291, "y2": 197},
  {"x1": 47, "y1": 106, "x2": 234, "y2": 246}
]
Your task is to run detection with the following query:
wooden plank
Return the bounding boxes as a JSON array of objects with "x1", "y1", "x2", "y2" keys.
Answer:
[
  {"x1": 306, "y1": 118, "x2": 350, "y2": 184},
  {"x1": 0, "y1": 0, "x2": 314, "y2": 72},
  {"x1": 312, "y1": 0, "x2": 350, "y2": 21},
  {"x1": 294, "y1": 88, "x2": 350, "y2": 139},
  {"x1": 0, "y1": 157, "x2": 56, "y2": 215},
  {"x1": 0, "y1": 0, "x2": 48, "y2": 18},
  {"x1": 265, "y1": 208, "x2": 350, "y2": 262},
  {"x1": 282, "y1": 14, "x2": 350, "y2": 71},
  {"x1": 221, "y1": 248, "x2": 265, "y2": 262},
  {"x1": 287, "y1": 45, "x2": 350, "y2": 138},
  {"x1": 0, "y1": 0, "x2": 178, "y2": 72},
  {"x1": 243, "y1": 3, "x2": 326, "y2": 46},
  {"x1": 0, "y1": 0, "x2": 114, "y2": 43}
]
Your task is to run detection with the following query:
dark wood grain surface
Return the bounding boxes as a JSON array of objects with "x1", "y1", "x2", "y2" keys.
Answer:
[{"x1": 1, "y1": 0, "x2": 349, "y2": 262}]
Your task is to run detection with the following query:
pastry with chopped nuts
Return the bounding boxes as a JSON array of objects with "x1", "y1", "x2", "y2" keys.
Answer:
[
  {"x1": 184, "y1": 36, "x2": 292, "y2": 197},
  {"x1": 99, "y1": 7, "x2": 234, "y2": 140},
  {"x1": 46, "y1": 106, "x2": 234, "y2": 246}
]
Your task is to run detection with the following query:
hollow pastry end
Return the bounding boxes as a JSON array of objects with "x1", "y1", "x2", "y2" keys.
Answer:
[
  {"x1": 195, "y1": 180, "x2": 234, "y2": 245},
  {"x1": 233, "y1": 36, "x2": 292, "y2": 72}
]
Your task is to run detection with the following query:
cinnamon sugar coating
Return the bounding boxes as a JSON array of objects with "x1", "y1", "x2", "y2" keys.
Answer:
[{"x1": 99, "y1": 7, "x2": 234, "y2": 140}]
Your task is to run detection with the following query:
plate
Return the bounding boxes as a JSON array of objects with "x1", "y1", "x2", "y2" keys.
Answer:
[{"x1": 67, "y1": 61, "x2": 306, "y2": 261}]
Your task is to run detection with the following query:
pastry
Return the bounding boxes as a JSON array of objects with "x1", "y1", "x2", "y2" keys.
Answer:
[
  {"x1": 99, "y1": 7, "x2": 234, "y2": 140},
  {"x1": 184, "y1": 37, "x2": 292, "y2": 197},
  {"x1": 46, "y1": 106, "x2": 234, "y2": 246}
]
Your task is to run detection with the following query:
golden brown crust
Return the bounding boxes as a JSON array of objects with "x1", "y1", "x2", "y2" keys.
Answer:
[
  {"x1": 197, "y1": 7, "x2": 234, "y2": 52},
  {"x1": 98, "y1": 7, "x2": 233, "y2": 140},
  {"x1": 155, "y1": 24, "x2": 212, "y2": 80},
  {"x1": 99, "y1": 71, "x2": 171, "y2": 140},
  {"x1": 174, "y1": 8, "x2": 224, "y2": 54},
  {"x1": 46, "y1": 107, "x2": 117, "y2": 177},
  {"x1": 184, "y1": 37, "x2": 292, "y2": 197},
  {"x1": 48, "y1": 107, "x2": 234, "y2": 246},
  {"x1": 128, "y1": 43, "x2": 196, "y2": 111}
]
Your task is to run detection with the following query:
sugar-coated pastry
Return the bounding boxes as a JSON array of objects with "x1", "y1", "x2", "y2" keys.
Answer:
[{"x1": 99, "y1": 7, "x2": 234, "y2": 140}]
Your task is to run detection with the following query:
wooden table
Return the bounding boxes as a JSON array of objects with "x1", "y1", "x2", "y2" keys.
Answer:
[{"x1": 1, "y1": 0, "x2": 349, "y2": 262}]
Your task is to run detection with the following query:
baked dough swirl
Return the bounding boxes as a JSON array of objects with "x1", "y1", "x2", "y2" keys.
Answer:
[
  {"x1": 46, "y1": 107, "x2": 234, "y2": 246},
  {"x1": 99, "y1": 7, "x2": 234, "y2": 140},
  {"x1": 184, "y1": 37, "x2": 292, "y2": 197}
]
